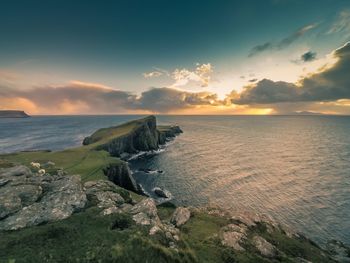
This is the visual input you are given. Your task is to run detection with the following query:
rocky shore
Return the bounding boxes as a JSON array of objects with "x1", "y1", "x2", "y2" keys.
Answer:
[{"x1": 0, "y1": 116, "x2": 348, "y2": 262}]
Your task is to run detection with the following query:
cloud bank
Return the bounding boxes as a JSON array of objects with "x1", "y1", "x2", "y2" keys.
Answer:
[
  {"x1": 1, "y1": 43, "x2": 350, "y2": 115},
  {"x1": 234, "y1": 42, "x2": 350, "y2": 105}
]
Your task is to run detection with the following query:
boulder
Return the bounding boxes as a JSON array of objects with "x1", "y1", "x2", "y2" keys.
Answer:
[
  {"x1": 0, "y1": 166, "x2": 87, "y2": 231},
  {"x1": 0, "y1": 165, "x2": 32, "y2": 177},
  {"x1": 130, "y1": 198, "x2": 160, "y2": 226},
  {"x1": 220, "y1": 224, "x2": 247, "y2": 251},
  {"x1": 171, "y1": 207, "x2": 191, "y2": 227},
  {"x1": 252, "y1": 235, "x2": 277, "y2": 258},
  {"x1": 153, "y1": 187, "x2": 171, "y2": 198}
]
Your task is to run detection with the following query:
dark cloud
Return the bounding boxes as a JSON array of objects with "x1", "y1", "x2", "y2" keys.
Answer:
[
  {"x1": 301, "y1": 51, "x2": 317, "y2": 62},
  {"x1": 248, "y1": 78, "x2": 258, "y2": 82},
  {"x1": 134, "y1": 87, "x2": 220, "y2": 112},
  {"x1": 235, "y1": 42, "x2": 350, "y2": 104},
  {"x1": 0, "y1": 82, "x2": 221, "y2": 114},
  {"x1": 248, "y1": 24, "x2": 317, "y2": 57}
]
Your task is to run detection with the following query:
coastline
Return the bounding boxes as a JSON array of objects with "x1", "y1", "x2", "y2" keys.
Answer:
[{"x1": 0, "y1": 115, "x2": 348, "y2": 262}]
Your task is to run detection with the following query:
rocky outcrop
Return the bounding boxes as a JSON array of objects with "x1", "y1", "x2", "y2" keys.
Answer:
[
  {"x1": 103, "y1": 162, "x2": 140, "y2": 193},
  {"x1": 171, "y1": 207, "x2": 191, "y2": 227},
  {"x1": 0, "y1": 110, "x2": 30, "y2": 118},
  {"x1": 253, "y1": 235, "x2": 278, "y2": 258},
  {"x1": 83, "y1": 116, "x2": 182, "y2": 156},
  {"x1": 0, "y1": 166, "x2": 87, "y2": 231}
]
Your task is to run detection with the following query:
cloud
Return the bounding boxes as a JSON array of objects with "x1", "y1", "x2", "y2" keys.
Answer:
[
  {"x1": 171, "y1": 63, "x2": 213, "y2": 88},
  {"x1": 248, "y1": 23, "x2": 317, "y2": 57},
  {"x1": 234, "y1": 42, "x2": 350, "y2": 104},
  {"x1": 300, "y1": 51, "x2": 317, "y2": 62},
  {"x1": 143, "y1": 71, "x2": 163, "y2": 78},
  {"x1": 0, "y1": 80, "x2": 224, "y2": 114},
  {"x1": 134, "y1": 87, "x2": 221, "y2": 112},
  {"x1": 328, "y1": 10, "x2": 350, "y2": 35},
  {"x1": 0, "y1": 81, "x2": 137, "y2": 114}
]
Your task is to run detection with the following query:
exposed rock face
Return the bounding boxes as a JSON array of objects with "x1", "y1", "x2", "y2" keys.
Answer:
[
  {"x1": 0, "y1": 166, "x2": 87, "y2": 231},
  {"x1": 0, "y1": 110, "x2": 30, "y2": 118},
  {"x1": 83, "y1": 116, "x2": 182, "y2": 194},
  {"x1": 158, "y1": 126, "x2": 183, "y2": 144},
  {"x1": 253, "y1": 235, "x2": 278, "y2": 258},
  {"x1": 83, "y1": 116, "x2": 182, "y2": 156},
  {"x1": 130, "y1": 198, "x2": 160, "y2": 226},
  {"x1": 171, "y1": 207, "x2": 191, "y2": 227},
  {"x1": 220, "y1": 223, "x2": 247, "y2": 251},
  {"x1": 103, "y1": 162, "x2": 139, "y2": 193}
]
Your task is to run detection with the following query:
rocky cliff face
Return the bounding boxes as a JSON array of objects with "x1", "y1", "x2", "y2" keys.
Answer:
[
  {"x1": 103, "y1": 162, "x2": 142, "y2": 193},
  {"x1": 83, "y1": 115, "x2": 182, "y2": 157},
  {"x1": 83, "y1": 116, "x2": 182, "y2": 193}
]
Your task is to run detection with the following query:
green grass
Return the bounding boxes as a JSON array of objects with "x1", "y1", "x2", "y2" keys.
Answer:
[
  {"x1": 0, "y1": 207, "x2": 336, "y2": 263},
  {"x1": 0, "y1": 148, "x2": 121, "y2": 182},
  {"x1": 0, "y1": 208, "x2": 196, "y2": 263}
]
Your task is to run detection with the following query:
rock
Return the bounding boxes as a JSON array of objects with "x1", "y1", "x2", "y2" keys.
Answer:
[
  {"x1": 94, "y1": 191, "x2": 124, "y2": 208},
  {"x1": 0, "y1": 178, "x2": 10, "y2": 187},
  {"x1": 171, "y1": 207, "x2": 191, "y2": 227},
  {"x1": 252, "y1": 235, "x2": 277, "y2": 258},
  {"x1": 0, "y1": 166, "x2": 87, "y2": 231},
  {"x1": 0, "y1": 193, "x2": 22, "y2": 219},
  {"x1": 220, "y1": 224, "x2": 247, "y2": 251},
  {"x1": 153, "y1": 187, "x2": 170, "y2": 198},
  {"x1": 130, "y1": 198, "x2": 160, "y2": 226},
  {"x1": 103, "y1": 162, "x2": 140, "y2": 193},
  {"x1": 149, "y1": 225, "x2": 162, "y2": 235},
  {"x1": 0, "y1": 165, "x2": 32, "y2": 177},
  {"x1": 326, "y1": 239, "x2": 350, "y2": 262}
]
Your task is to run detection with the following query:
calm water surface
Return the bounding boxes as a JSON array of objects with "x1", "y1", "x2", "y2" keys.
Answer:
[{"x1": 1, "y1": 115, "x2": 349, "y2": 245}]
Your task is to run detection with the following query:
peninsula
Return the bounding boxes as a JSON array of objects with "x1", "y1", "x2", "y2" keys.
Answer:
[
  {"x1": 0, "y1": 116, "x2": 345, "y2": 262},
  {"x1": 0, "y1": 110, "x2": 30, "y2": 118}
]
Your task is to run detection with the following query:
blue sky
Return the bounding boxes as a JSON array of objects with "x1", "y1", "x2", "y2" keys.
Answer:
[{"x1": 1, "y1": 0, "x2": 350, "y2": 114}]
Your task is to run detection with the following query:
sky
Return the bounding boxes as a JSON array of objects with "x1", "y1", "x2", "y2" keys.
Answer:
[{"x1": 1, "y1": 0, "x2": 350, "y2": 115}]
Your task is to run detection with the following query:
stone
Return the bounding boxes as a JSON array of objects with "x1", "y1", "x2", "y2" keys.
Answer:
[
  {"x1": 153, "y1": 187, "x2": 171, "y2": 198},
  {"x1": 0, "y1": 167, "x2": 87, "y2": 231},
  {"x1": 130, "y1": 198, "x2": 160, "y2": 226},
  {"x1": 95, "y1": 191, "x2": 124, "y2": 208},
  {"x1": 220, "y1": 224, "x2": 247, "y2": 251},
  {"x1": 171, "y1": 207, "x2": 191, "y2": 227},
  {"x1": 0, "y1": 165, "x2": 31, "y2": 177},
  {"x1": 252, "y1": 235, "x2": 277, "y2": 258}
]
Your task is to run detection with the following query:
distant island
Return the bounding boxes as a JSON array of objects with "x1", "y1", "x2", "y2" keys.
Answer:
[{"x1": 0, "y1": 110, "x2": 30, "y2": 118}]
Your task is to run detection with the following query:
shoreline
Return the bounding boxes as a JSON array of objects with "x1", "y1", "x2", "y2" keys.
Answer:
[{"x1": 0, "y1": 115, "x2": 349, "y2": 262}]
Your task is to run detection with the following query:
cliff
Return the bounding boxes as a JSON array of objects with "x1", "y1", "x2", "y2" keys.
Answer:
[
  {"x1": 0, "y1": 110, "x2": 30, "y2": 118},
  {"x1": 83, "y1": 115, "x2": 182, "y2": 156}
]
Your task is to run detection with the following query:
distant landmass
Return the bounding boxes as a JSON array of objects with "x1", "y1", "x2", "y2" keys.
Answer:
[
  {"x1": 292, "y1": 111, "x2": 323, "y2": 115},
  {"x1": 0, "y1": 110, "x2": 30, "y2": 118}
]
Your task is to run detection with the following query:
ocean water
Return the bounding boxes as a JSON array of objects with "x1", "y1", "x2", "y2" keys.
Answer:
[{"x1": 0, "y1": 115, "x2": 349, "y2": 245}]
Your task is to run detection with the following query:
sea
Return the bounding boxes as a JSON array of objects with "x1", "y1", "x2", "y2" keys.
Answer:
[{"x1": 0, "y1": 115, "x2": 349, "y2": 245}]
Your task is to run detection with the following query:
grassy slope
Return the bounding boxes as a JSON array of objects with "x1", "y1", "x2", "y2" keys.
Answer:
[{"x1": 0, "y1": 205, "x2": 334, "y2": 263}]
